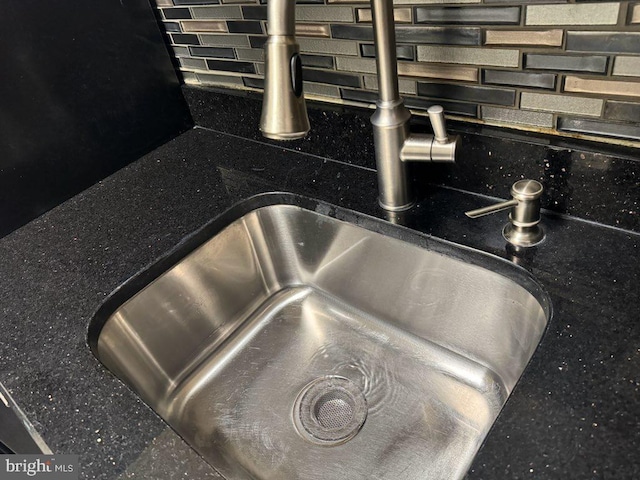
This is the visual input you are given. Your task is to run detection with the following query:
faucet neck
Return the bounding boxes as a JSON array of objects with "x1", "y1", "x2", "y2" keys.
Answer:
[{"x1": 267, "y1": 0, "x2": 295, "y2": 36}]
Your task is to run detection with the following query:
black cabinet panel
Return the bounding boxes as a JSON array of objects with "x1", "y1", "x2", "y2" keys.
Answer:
[{"x1": 0, "y1": 0, "x2": 192, "y2": 238}]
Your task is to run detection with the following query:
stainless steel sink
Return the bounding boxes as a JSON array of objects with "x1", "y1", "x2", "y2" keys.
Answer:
[{"x1": 90, "y1": 195, "x2": 550, "y2": 480}]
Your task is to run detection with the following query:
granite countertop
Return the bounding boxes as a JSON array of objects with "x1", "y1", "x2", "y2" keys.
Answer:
[{"x1": 0, "y1": 125, "x2": 638, "y2": 479}]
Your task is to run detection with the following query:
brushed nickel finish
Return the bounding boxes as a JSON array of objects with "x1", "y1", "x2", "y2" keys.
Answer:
[
  {"x1": 260, "y1": 0, "x2": 459, "y2": 210},
  {"x1": 93, "y1": 203, "x2": 549, "y2": 480},
  {"x1": 466, "y1": 179, "x2": 545, "y2": 247}
]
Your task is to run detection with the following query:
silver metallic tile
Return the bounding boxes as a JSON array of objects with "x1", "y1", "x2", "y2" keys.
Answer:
[
  {"x1": 484, "y1": 29, "x2": 562, "y2": 46},
  {"x1": 357, "y1": 8, "x2": 411, "y2": 23},
  {"x1": 417, "y1": 45, "x2": 519, "y2": 67},
  {"x1": 181, "y1": 20, "x2": 227, "y2": 32},
  {"x1": 482, "y1": 106, "x2": 554, "y2": 128},
  {"x1": 179, "y1": 57, "x2": 208, "y2": 69},
  {"x1": 612, "y1": 56, "x2": 640, "y2": 77},
  {"x1": 235, "y1": 48, "x2": 263, "y2": 62},
  {"x1": 525, "y1": 3, "x2": 619, "y2": 26},
  {"x1": 196, "y1": 72, "x2": 244, "y2": 86},
  {"x1": 304, "y1": 83, "x2": 342, "y2": 98}
]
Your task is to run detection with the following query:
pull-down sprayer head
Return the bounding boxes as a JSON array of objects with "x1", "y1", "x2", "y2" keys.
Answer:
[{"x1": 259, "y1": 0, "x2": 310, "y2": 140}]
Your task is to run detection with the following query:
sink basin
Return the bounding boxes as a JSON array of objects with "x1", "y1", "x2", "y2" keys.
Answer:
[{"x1": 89, "y1": 194, "x2": 550, "y2": 480}]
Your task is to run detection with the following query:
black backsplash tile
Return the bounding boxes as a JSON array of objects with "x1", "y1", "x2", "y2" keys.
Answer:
[
  {"x1": 206, "y1": 59, "x2": 256, "y2": 73},
  {"x1": 241, "y1": 6, "x2": 267, "y2": 20},
  {"x1": 399, "y1": 26, "x2": 481, "y2": 46},
  {"x1": 558, "y1": 117, "x2": 640, "y2": 141},
  {"x1": 249, "y1": 36, "x2": 267, "y2": 49},
  {"x1": 304, "y1": 69, "x2": 361, "y2": 88},
  {"x1": 301, "y1": 54, "x2": 334, "y2": 69},
  {"x1": 566, "y1": 32, "x2": 640, "y2": 54},
  {"x1": 243, "y1": 77, "x2": 264, "y2": 89},
  {"x1": 404, "y1": 96, "x2": 478, "y2": 117},
  {"x1": 524, "y1": 54, "x2": 608, "y2": 73},
  {"x1": 227, "y1": 21, "x2": 263, "y2": 34},
  {"x1": 361, "y1": 43, "x2": 415, "y2": 61},
  {"x1": 163, "y1": 22, "x2": 182, "y2": 33},
  {"x1": 483, "y1": 69, "x2": 556, "y2": 89},
  {"x1": 340, "y1": 88, "x2": 377, "y2": 103},
  {"x1": 189, "y1": 46, "x2": 235, "y2": 59},
  {"x1": 162, "y1": 7, "x2": 192, "y2": 19},
  {"x1": 414, "y1": 6, "x2": 521, "y2": 25},
  {"x1": 332, "y1": 25, "x2": 481, "y2": 46},
  {"x1": 417, "y1": 82, "x2": 516, "y2": 106},
  {"x1": 171, "y1": 33, "x2": 200, "y2": 45},
  {"x1": 330, "y1": 24, "x2": 377, "y2": 42},
  {"x1": 604, "y1": 101, "x2": 640, "y2": 124}
]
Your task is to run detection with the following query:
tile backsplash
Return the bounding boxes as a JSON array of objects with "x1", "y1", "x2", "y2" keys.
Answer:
[{"x1": 154, "y1": 0, "x2": 640, "y2": 146}]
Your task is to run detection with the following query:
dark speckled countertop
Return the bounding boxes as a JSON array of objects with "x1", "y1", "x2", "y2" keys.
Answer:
[{"x1": 0, "y1": 93, "x2": 638, "y2": 479}]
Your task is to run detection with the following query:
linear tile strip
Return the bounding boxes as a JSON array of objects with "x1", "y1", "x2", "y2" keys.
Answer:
[
  {"x1": 356, "y1": 8, "x2": 412, "y2": 23},
  {"x1": 181, "y1": 20, "x2": 227, "y2": 32},
  {"x1": 525, "y1": 3, "x2": 620, "y2": 26},
  {"x1": 484, "y1": 29, "x2": 563, "y2": 47},
  {"x1": 417, "y1": 46, "x2": 519, "y2": 67},
  {"x1": 521, "y1": 92, "x2": 603, "y2": 116},
  {"x1": 612, "y1": 57, "x2": 640, "y2": 77},
  {"x1": 482, "y1": 106, "x2": 554, "y2": 128}
]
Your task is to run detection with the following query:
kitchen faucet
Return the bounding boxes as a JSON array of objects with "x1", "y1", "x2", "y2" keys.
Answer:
[{"x1": 260, "y1": 0, "x2": 460, "y2": 211}]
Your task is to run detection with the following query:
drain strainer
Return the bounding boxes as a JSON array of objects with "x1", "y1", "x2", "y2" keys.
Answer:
[{"x1": 293, "y1": 376, "x2": 367, "y2": 446}]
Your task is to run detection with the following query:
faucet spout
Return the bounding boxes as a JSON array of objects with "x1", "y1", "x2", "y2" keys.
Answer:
[{"x1": 260, "y1": 0, "x2": 460, "y2": 210}]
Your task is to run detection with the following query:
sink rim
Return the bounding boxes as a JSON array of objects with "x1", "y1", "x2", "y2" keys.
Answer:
[{"x1": 88, "y1": 191, "x2": 553, "y2": 360}]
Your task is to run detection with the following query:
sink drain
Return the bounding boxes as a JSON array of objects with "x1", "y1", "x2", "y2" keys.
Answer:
[{"x1": 294, "y1": 376, "x2": 367, "y2": 446}]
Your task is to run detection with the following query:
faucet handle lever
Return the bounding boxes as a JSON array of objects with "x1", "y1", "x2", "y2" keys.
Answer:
[{"x1": 427, "y1": 105, "x2": 449, "y2": 144}]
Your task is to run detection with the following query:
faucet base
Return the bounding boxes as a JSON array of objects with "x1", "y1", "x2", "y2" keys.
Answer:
[{"x1": 371, "y1": 100, "x2": 414, "y2": 211}]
